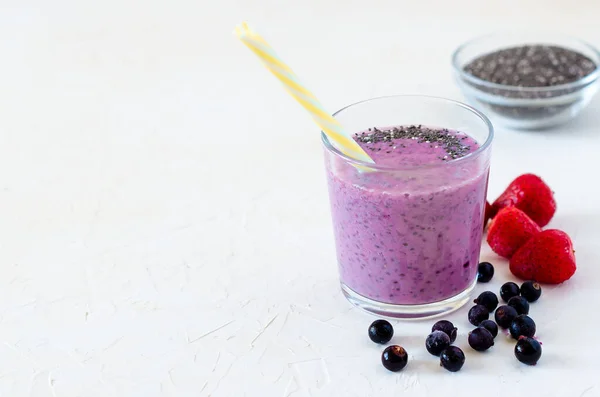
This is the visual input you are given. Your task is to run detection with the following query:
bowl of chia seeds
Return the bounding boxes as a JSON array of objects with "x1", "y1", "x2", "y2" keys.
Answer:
[{"x1": 452, "y1": 32, "x2": 600, "y2": 129}]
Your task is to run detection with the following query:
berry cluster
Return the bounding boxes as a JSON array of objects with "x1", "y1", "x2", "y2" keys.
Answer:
[
  {"x1": 369, "y1": 263, "x2": 543, "y2": 373},
  {"x1": 467, "y1": 267, "x2": 542, "y2": 366},
  {"x1": 427, "y1": 320, "x2": 465, "y2": 372},
  {"x1": 369, "y1": 318, "x2": 465, "y2": 373},
  {"x1": 485, "y1": 174, "x2": 576, "y2": 284}
]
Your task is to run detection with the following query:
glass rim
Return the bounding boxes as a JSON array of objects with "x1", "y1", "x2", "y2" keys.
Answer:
[
  {"x1": 321, "y1": 94, "x2": 494, "y2": 171},
  {"x1": 451, "y1": 31, "x2": 600, "y2": 93}
]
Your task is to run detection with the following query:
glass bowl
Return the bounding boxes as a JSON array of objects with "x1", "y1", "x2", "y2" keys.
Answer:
[{"x1": 452, "y1": 32, "x2": 600, "y2": 130}]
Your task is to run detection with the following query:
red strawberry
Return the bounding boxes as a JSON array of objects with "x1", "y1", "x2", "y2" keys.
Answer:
[
  {"x1": 509, "y1": 229, "x2": 576, "y2": 284},
  {"x1": 483, "y1": 201, "x2": 492, "y2": 229},
  {"x1": 487, "y1": 207, "x2": 541, "y2": 259},
  {"x1": 491, "y1": 174, "x2": 556, "y2": 227}
]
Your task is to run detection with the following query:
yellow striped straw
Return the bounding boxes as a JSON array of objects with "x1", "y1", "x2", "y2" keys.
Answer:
[{"x1": 234, "y1": 22, "x2": 374, "y2": 164}]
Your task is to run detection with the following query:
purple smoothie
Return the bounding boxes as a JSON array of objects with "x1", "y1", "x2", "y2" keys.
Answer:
[{"x1": 325, "y1": 125, "x2": 488, "y2": 305}]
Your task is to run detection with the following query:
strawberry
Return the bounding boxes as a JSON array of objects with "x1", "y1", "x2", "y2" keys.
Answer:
[
  {"x1": 487, "y1": 207, "x2": 541, "y2": 259},
  {"x1": 483, "y1": 201, "x2": 492, "y2": 229},
  {"x1": 491, "y1": 174, "x2": 556, "y2": 227},
  {"x1": 509, "y1": 229, "x2": 576, "y2": 284}
]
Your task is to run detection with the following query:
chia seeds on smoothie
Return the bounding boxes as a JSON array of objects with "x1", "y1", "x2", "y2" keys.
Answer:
[{"x1": 325, "y1": 125, "x2": 488, "y2": 305}]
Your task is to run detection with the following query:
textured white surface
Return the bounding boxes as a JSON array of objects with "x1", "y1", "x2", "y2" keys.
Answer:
[{"x1": 1, "y1": 0, "x2": 600, "y2": 396}]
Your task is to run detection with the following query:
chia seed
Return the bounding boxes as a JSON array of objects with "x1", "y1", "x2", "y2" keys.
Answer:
[
  {"x1": 354, "y1": 125, "x2": 470, "y2": 160},
  {"x1": 462, "y1": 44, "x2": 598, "y2": 122},
  {"x1": 464, "y1": 45, "x2": 596, "y2": 87}
]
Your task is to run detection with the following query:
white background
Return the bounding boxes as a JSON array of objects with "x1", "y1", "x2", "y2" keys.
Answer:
[{"x1": 1, "y1": 0, "x2": 599, "y2": 396}]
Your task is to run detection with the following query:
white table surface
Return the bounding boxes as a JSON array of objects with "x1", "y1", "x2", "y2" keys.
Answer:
[{"x1": 2, "y1": 0, "x2": 600, "y2": 396}]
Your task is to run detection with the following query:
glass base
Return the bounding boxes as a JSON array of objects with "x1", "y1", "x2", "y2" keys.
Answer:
[{"x1": 340, "y1": 279, "x2": 476, "y2": 320}]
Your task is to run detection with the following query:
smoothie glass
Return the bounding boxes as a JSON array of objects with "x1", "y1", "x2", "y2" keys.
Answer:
[{"x1": 323, "y1": 96, "x2": 493, "y2": 318}]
